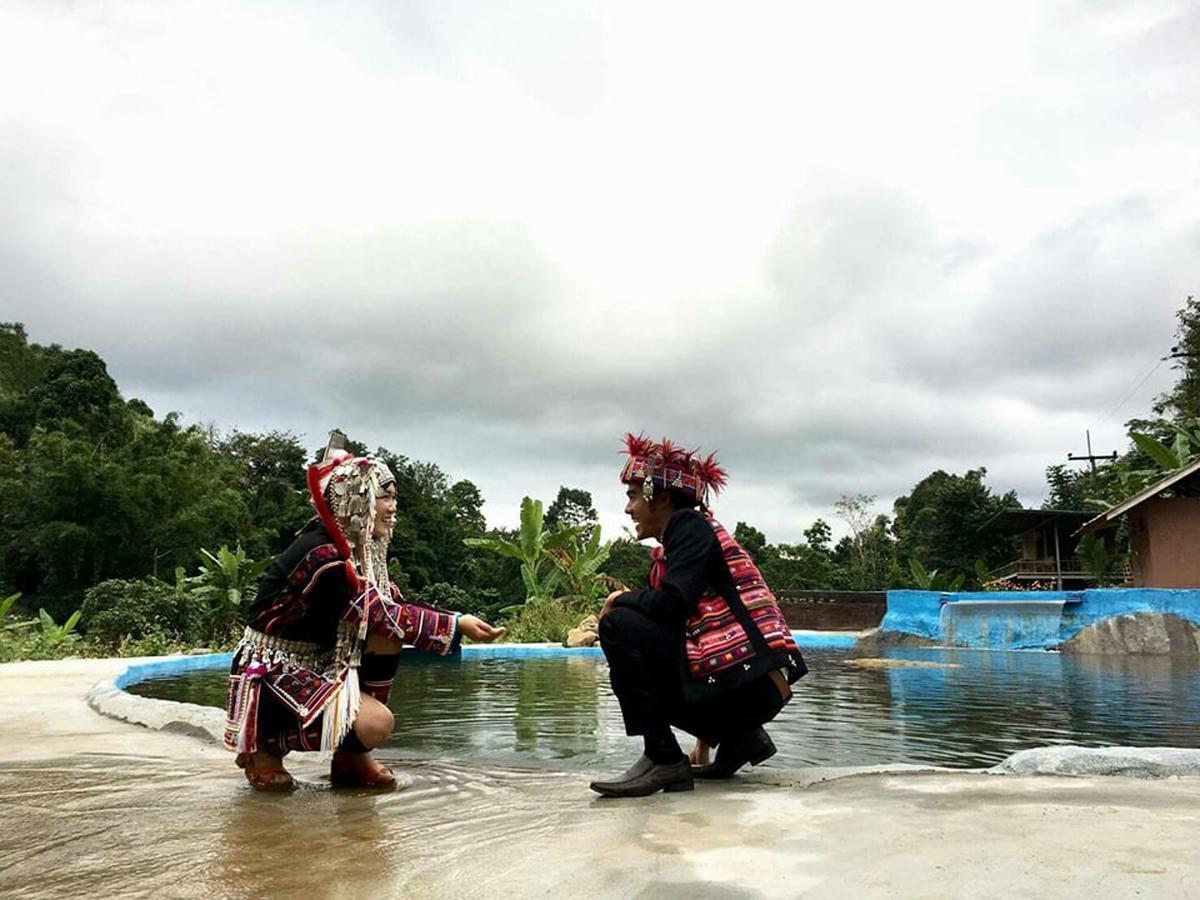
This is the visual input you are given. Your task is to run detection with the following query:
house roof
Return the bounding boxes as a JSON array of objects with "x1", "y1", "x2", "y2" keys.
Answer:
[
  {"x1": 979, "y1": 508, "x2": 1097, "y2": 536},
  {"x1": 1079, "y1": 455, "x2": 1200, "y2": 535}
]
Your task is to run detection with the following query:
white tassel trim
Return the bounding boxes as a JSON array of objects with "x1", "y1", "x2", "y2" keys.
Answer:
[{"x1": 320, "y1": 666, "x2": 361, "y2": 751}]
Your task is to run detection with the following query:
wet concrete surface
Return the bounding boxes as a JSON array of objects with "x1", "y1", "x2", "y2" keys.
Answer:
[{"x1": 4, "y1": 658, "x2": 1200, "y2": 899}]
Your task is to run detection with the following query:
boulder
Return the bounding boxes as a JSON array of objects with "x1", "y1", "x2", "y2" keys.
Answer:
[
  {"x1": 1055, "y1": 612, "x2": 1200, "y2": 656},
  {"x1": 853, "y1": 629, "x2": 942, "y2": 653},
  {"x1": 992, "y1": 745, "x2": 1200, "y2": 778},
  {"x1": 565, "y1": 614, "x2": 599, "y2": 648}
]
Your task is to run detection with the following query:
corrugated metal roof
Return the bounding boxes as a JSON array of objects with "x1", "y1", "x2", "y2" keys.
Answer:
[
  {"x1": 1078, "y1": 455, "x2": 1200, "y2": 534},
  {"x1": 979, "y1": 508, "x2": 1098, "y2": 536}
]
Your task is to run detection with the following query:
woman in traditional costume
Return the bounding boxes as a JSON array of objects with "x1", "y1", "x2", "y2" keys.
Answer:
[
  {"x1": 224, "y1": 448, "x2": 504, "y2": 791},
  {"x1": 590, "y1": 435, "x2": 806, "y2": 798}
]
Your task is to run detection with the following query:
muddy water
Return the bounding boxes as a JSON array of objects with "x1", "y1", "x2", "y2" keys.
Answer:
[
  {"x1": 131, "y1": 647, "x2": 1200, "y2": 768},
  {"x1": 0, "y1": 752, "x2": 585, "y2": 899}
]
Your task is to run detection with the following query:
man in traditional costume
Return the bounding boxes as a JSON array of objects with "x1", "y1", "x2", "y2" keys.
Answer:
[
  {"x1": 225, "y1": 447, "x2": 504, "y2": 791},
  {"x1": 590, "y1": 435, "x2": 806, "y2": 798}
]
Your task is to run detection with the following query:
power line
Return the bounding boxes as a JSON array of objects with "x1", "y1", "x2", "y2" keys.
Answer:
[{"x1": 1092, "y1": 357, "x2": 1165, "y2": 431}]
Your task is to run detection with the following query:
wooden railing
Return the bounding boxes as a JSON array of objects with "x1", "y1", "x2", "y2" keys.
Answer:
[{"x1": 988, "y1": 558, "x2": 1132, "y2": 582}]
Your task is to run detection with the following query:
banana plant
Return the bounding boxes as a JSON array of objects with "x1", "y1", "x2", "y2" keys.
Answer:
[
  {"x1": 464, "y1": 497, "x2": 579, "y2": 606},
  {"x1": 547, "y1": 525, "x2": 613, "y2": 602},
  {"x1": 38, "y1": 608, "x2": 82, "y2": 649},
  {"x1": 197, "y1": 545, "x2": 273, "y2": 633},
  {"x1": 909, "y1": 559, "x2": 965, "y2": 592},
  {"x1": 1076, "y1": 534, "x2": 1126, "y2": 587}
]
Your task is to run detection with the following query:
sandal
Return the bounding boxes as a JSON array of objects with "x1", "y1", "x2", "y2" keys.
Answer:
[
  {"x1": 236, "y1": 752, "x2": 295, "y2": 792},
  {"x1": 330, "y1": 751, "x2": 397, "y2": 789}
]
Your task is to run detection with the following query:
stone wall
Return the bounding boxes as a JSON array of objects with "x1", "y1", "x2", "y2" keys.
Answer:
[{"x1": 777, "y1": 591, "x2": 885, "y2": 631}]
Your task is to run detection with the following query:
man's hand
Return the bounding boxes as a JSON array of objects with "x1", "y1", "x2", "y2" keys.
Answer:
[
  {"x1": 599, "y1": 589, "x2": 624, "y2": 621},
  {"x1": 689, "y1": 740, "x2": 711, "y2": 767},
  {"x1": 458, "y1": 614, "x2": 506, "y2": 643}
]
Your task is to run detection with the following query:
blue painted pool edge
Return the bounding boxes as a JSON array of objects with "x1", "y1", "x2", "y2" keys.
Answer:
[
  {"x1": 883, "y1": 587, "x2": 1200, "y2": 649},
  {"x1": 115, "y1": 652, "x2": 235, "y2": 689},
  {"x1": 114, "y1": 630, "x2": 857, "y2": 688}
]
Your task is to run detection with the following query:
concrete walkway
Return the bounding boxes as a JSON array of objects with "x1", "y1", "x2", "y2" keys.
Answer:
[{"x1": 2, "y1": 657, "x2": 1199, "y2": 899}]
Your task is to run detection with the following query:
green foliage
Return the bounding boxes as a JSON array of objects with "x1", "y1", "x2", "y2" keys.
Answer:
[
  {"x1": 367, "y1": 444, "x2": 489, "y2": 589},
  {"x1": 195, "y1": 544, "x2": 272, "y2": 640},
  {"x1": 908, "y1": 559, "x2": 966, "y2": 592},
  {"x1": 602, "y1": 536, "x2": 652, "y2": 591},
  {"x1": 545, "y1": 486, "x2": 598, "y2": 532},
  {"x1": 0, "y1": 591, "x2": 20, "y2": 619},
  {"x1": 500, "y1": 596, "x2": 597, "y2": 644},
  {"x1": 0, "y1": 416, "x2": 247, "y2": 619},
  {"x1": 547, "y1": 525, "x2": 612, "y2": 602},
  {"x1": 733, "y1": 523, "x2": 767, "y2": 561},
  {"x1": 0, "y1": 602, "x2": 83, "y2": 661},
  {"x1": 1076, "y1": 535, "x2": 1126, "y2": 588},
  {"x1": 38, "y1": 607, "x2": 81, "y2": 646},
  {"x1": 465, "y1": 497, "x2": 575, "y2": 604},
  {"x1": 1153, "y1": 294, "x2": 1200, "y2": 421},
  {"x1": 417, "y1": 581, "x2": 506, "y2": 623},
  {"x1": 219, "y1": 430, "x2": 311, "y2": 559},
  {"x1": 1042, "y1": 464, "x2": 1112, "y2": 511},
  {"x1": 82, "y1": 578, "x2": 204, "y2": 647},
  {"x1": 803, "y1": 519, "x2": 832, "y2": 553},
  {"x1": 892, "y1": 470, "x2": 1017, "y2": 577},
  {"x1": 1129, "y1": 431, "x2": 1186, "y2": 472}
]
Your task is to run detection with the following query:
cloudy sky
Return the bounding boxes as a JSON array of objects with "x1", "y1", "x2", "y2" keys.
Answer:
[{"x1": 1, "y1": 0, "x2": 1197, "y2": 542}]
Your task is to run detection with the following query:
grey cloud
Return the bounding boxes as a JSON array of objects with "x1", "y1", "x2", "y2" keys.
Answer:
[{"x1": 2, "y1": 0, "x2": 1199, "y2": 543}]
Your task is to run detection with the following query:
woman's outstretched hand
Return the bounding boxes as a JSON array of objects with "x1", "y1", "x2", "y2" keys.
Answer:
[
  {"x1": 459, "y1": 614, "x2": 506, "y2": 643},
  {"x1": 599, "y1": 589, "x2": 624, "y2": 621}
]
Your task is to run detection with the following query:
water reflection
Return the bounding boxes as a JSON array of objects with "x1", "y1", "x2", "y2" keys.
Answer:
[{"x1": 132, "y1": 648, "x2": 1200, "y2": 769}]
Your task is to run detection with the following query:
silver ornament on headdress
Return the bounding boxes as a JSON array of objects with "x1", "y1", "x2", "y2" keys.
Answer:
[{"x1": 324, "y1": 457, "x2": 395, "y2": 549}]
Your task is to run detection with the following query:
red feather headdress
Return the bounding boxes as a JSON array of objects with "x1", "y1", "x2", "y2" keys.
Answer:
[{"x1": 620, "y1": 432, "x2": 728, "y2": 504}]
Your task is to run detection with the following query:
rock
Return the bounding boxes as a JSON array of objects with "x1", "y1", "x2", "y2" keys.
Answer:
[
  {"x1": 565, "y1": 614, "x2": 599, "y2": 648},
  {"x1": 187, "y1": 648, "x2": 214, "y2": 655},
  {"x1": 853, "y1": 629, "x2": 943, "y2": 653},
  {"x1": 991, "y1": 745, "x2": 1200, "y2": 778},
  {"x1": 847, "y1": 658, "x2": 960, "y2": 670},
  {"x1": 1055, "y1": 612, "x2": 1200, "y2": 656}
]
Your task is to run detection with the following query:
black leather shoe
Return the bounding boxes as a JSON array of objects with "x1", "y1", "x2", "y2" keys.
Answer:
[
  {"x1": 589, "y1": 754, "x2": 694, "y2": 798},
  {"x1": 693, "y1": 727, "x2": 777, "y2": 780}
]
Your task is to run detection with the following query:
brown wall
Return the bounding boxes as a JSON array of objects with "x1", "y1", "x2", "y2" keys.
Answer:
[
  {"x1": 777, "y1": 591, "x2": 886, "y2": 631},
  {"x1": 1130, "y1": 497, "x2": 1200, "y2": 588}
]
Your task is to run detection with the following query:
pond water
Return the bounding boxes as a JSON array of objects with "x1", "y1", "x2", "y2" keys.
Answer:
[{"x1": 129, "y1": 647, "x2": 1200, "y2": 769}]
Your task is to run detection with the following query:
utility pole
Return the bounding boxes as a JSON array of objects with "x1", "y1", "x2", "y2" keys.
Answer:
[{"x1": 1068, "y1": 430, "x2": 1118, "y2": 474}]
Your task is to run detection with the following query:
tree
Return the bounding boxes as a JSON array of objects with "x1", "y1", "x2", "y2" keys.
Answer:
[
  {"x1": 803, "y1": 519, "x2": 832, "y2": 553},
  {"x1": 733, "y1": 522, "x2": 767, "y2": 562},
  {"x1": 830, "y1": 512, "x2": 899, "y2": 590},
  {"x1": 602, "y1": 534, "x2": 652, "y2": 591},
  {"x1": 0, "y1": 323, "x2": 59, "y2": 401},
  {"x1": 221, "y1": 430, "x2": 310, "y2": 558},
  {"x1": 892, "y1": 469, "x2": 1017, "y2": 579},
  {"x1": 545, "y1": 487, "x2": 598, "y2": 532},
  {"x1": 1042, "y1": 464, "x2": 1109, "y2": 511},
  {"x1": 1153, "y1": 295, "x2": 1200, "y2": 421},
  {"x1": 833, "y1": 494, "x2": 880, "y2": 577},
  {"x1": 0, "y1": 346, "x2": 131, "y2": 448}
]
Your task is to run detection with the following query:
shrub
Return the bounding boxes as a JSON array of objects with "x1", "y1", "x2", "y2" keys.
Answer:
[
  {"x1": 0, "y1": 604, "x2": 83, "y2": 661},
  {"x1": 82, "y1": 578, "x2": 203, "y2": 647},
  {"x1": 500, "y1": 595, "x2": 598, "y2": 644}
]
